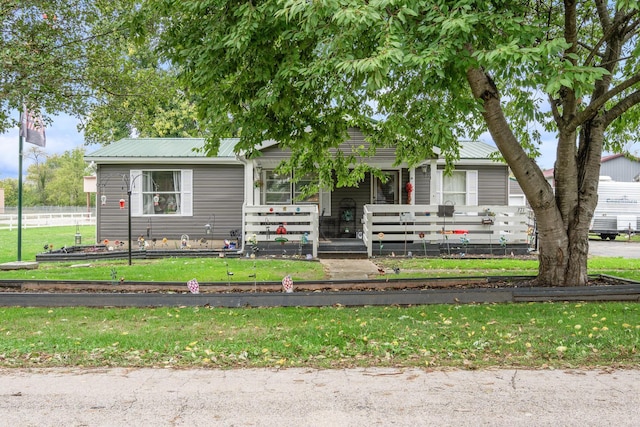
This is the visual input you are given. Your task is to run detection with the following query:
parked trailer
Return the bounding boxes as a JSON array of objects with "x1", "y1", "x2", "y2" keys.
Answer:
[{"x1": 590, "y1": 177, "x2": 640, "y2": 240}]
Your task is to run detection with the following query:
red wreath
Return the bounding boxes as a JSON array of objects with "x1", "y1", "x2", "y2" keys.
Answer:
[{"x1": 405, "y1": 182, "x2": 413, "y2": 204}]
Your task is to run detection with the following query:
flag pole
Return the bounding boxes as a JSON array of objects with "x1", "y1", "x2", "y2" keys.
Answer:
[{"x1": 17, "y1": 109, "x2": 24, "y2": 261}]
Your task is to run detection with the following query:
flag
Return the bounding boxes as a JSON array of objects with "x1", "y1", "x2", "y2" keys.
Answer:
[{"x1": 20, "y1": 107, "x2": 46, "y2": 147}]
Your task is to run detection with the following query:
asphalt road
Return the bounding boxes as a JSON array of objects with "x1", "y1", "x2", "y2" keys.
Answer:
[
  {"x1": 1, "y1": 367, "x2": 638, "y2": 426},
  {"x1": 588, "y1": 239, "x2": 640, "y2": 258}
]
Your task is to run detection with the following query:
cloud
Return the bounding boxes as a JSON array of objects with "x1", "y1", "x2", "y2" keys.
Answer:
[{"x1": 0, "y1": 114, "x2": 84, "y2": 180}]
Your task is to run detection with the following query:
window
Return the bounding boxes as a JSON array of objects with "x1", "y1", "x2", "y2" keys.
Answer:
[
  {"x1": 130, "y1": 169, "x2": 193, "y2": 216},
  {"x1": 264, "y1": 171, "x2": 291, "y2": 204},
  {"x1": 262, "y1": 171, "x2": 319, "y2": 205},
  {"x1": 373, "y1": 171, "x2": 399, "y2": 204},
  {"x1": 442, "y1": 171, "x2": 466, "y2": 205},
  {"x1": 436, "y1": 170, "x2": 478, "y2": 206}
]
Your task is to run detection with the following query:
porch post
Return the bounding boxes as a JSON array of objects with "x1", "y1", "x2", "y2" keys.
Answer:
[{"x1": 429, "y1": 159, "x2": 438, "y2": 204}]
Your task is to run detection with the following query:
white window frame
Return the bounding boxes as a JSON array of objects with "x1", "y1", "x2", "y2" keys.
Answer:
[
  {"x1": 130, "y1": 169, "x2": 193, "y2": 217},
  {"x1": 262, "y1": 170, "x2": 319, "y2": 206},
  {"x1": 435, "y1": 170, "x2": 478, "y2": 206}
]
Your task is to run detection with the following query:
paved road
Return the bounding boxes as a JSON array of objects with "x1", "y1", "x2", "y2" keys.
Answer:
[
  {"x1": 1, "y1": 367, "x2": 638, "y2": 426},
  {"x1": 588, "y1": 239, "x2": 640, "y2": 258}
]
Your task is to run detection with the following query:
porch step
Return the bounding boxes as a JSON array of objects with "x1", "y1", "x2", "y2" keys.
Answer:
[{"x1": 318, "y1": 239, "x2": 368, "y2": 259}]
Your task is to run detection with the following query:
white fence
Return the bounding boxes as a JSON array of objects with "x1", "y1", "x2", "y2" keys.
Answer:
[
  {"x1": 243, "y1": 204, "x2": 319, "y2": 257},
  {"x1": 0, "y1": 212, "x2": 96, "y2": 230},
  {"x1": 243, "y1": 204, "x2": 533, "y2": 258},
  {"x1": 362, "y1": 204, "x2": 533, "y2": 257}
]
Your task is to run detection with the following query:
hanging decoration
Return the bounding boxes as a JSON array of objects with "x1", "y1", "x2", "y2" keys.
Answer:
[
  {"x1": 100, "y1": 194, "x2": 107, "y2": 206},
  {"x1": 405, "y1": 182, "x2": 414, "y2": 204},
  {"x1": 153, "y1": 194, "x2": 160, "y2": 206},
  {"x1": 276, "y1": 223, "x2": 287, "y2": 234},
  {"x1": 341, "y1": 209, "x2": 353, "y2": 222},
  {"x1": 119, "y1": 198, "x2": 125, "y2": 209}
]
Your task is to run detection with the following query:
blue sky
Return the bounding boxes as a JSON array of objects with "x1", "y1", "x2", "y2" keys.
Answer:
[
  {"x1": 0, "y1": 113, "x2": 599, "y2": 180},
  {"x1": 0, "y1": 113, "x2": 88, "y2": 180}
]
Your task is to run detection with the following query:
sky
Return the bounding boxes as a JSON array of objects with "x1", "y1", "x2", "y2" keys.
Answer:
[
  {"x1": 0, "y1": 112, "x2": 630, "y2": 181},
  {"x1": 0, "y1": 113, "x2": 89, "y2": 180}
]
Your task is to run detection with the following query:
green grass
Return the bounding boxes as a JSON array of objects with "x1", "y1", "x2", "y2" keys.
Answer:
[
  {"x1": 2, "y1": 226, "x2": 640, "y2": 282},
  {"x1": 1, "y1": 226, "x2": 639, "y2": 370},
  {"x1": 1, "y1": 303, "x2": 638, "y2": 369},
  {"x1": 1, "y1": 258, "x2": 326, "y2": 283},
  {"x1": 0, "y1": 225, "x2": 97, "y2": 263},
  {"x1": 0, "y1": 226, "x2": 326, "y2": 282}
]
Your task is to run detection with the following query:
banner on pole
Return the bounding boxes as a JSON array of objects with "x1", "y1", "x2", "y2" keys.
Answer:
[{"x1": 20, "y1": 107, "x2": 46, "y2": 147}]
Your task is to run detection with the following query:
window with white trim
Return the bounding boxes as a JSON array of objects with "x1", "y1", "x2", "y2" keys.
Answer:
[
  {"x1": 130, "y1": 169, "x2": 193, "y2": 216},
  {"x1": 262, "y1": 170, "x2": 319, "y2": 205},
  {"x1": 436, "y1": 170, "x2": 478, "y2": 206}
]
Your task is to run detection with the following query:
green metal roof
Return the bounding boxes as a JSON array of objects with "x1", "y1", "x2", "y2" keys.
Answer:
[
  {"x1": 85, "y1": 137, "x2": 497, "y2": 161},
  {"x1": 85, "y1": 138, "x2": 239, "y2": 159},
  {"x1": 458, "y1": 140, "x2": 498, "y2": 159}
]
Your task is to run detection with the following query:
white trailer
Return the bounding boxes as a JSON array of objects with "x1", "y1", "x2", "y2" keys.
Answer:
[{"x1": 590, "y1": 177, "x2": 640, "y2": 240}]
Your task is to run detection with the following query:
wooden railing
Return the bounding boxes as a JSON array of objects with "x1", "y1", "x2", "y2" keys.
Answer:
[
  {"x1": 243, "y1": 205, "x2": 319, "y2": 257},
  {"x1": 0, "y1": 212, "x2": 95, "y2": 230},
  {"x1": 362, "y1": 204, "x2": 533, "y2": 257}
]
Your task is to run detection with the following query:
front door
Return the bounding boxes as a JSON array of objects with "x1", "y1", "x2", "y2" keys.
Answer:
[{"x1": 373, "y1": 171, "x2": 399, "y2": 204}]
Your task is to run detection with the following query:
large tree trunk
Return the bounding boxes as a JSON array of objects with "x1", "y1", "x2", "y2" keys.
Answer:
[{"x1": 465, "y1": 66, "x2": 602, "y2": 287}]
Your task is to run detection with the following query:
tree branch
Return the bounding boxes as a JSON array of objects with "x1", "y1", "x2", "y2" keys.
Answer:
[
  {"x1": 548, "y1": 93, "x2": 562, "y2": 124},
  {"x1": 603, "y1": 89, "x2": 640, "y2": 127},
  {"x1": 570, "y1": 73, "x2": 640, "y2": 129},
  {"x1": 595, "y1": 0, "x2": 611, "y2": 31}
]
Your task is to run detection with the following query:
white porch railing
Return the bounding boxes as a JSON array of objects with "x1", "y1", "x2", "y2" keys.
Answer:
[
  {"x1": 362, "y1": 204, "x2": 533, "y2": 257},
  {"x1": 243, "y1": 205, "x2": 319, "y2": 258},
  {"x1": 0, "y1": 212, "x2": 96, "y2": 230}
]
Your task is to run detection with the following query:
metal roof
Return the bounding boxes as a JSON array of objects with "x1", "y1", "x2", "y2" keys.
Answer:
[
  {"x1": 458, "y1": 140, "x2": 498, "y2": 159},
  {"x1": 85, "y1": 137, "x2": 497, "y2": 161},
  {"x1": 85, "y1": 138, "x2": 239, "y2": 159}
]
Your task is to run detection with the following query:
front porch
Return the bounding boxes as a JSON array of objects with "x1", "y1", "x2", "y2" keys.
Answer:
[{"x1": 243, "y1": 204, "x2": 535, "y2": 258}]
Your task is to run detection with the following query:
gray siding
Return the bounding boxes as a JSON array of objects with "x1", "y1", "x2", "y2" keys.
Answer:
[
  {"x1": 429, "y1": 165, "x2": 508, "y2": 205},
  {"x1": 259, "y1": 128, "x2": 397, "y2": 163},
  {"x1": 415, "y1": 167, "x2": 431, "y2": 204},
  {"x1": 600, "y1": 157, "x2": 640, "y2": 182},
  {"x1": 509, "y1": 177, "x2": 525, "y2": 195},
  {"x1": 96, "y1": 164, "x2": 245, "y2": 243},
  {"x1": 477, "y1": 165, "x2": 508, "y2": 205}
]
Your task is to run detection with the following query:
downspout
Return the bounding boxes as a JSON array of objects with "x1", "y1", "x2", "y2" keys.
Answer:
[{"x1": 235, "y1": 155, "x2": 252, "y2": 255}]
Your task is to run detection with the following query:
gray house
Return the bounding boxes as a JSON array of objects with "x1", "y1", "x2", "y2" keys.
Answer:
[
  {"x1": 544, "y1": 153, "x2": 640, "y2": 188},
  {"x1": 599, "y1": 154, "x2": 640, "y2": 182},
  {"x1": 86, "y1": 129, "x2": 530, "y2": 256}
]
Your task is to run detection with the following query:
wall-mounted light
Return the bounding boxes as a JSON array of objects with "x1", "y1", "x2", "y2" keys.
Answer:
[
  {"x1": 255, "y1": 162, "x2": 262, "y2": 174},
  {"x1": 421, "y1": 164, "x2": 428, "y2": 174}
]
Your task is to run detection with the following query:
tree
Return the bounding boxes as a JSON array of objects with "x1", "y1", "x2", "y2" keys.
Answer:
[
  {"x1": 1, "y1": 0, "x2": 112, "y2": 127},
  {"x1": 22, "y1": 147, "x2": 89, "y2": 206},
  {"x1": 143, "y1": 0, "x2": 640, "y2": 286},
  {"x1": 79, "y1": 40, "x2": 205, "y2": 144},
  {"x1": 46, "y1": 148, "x2": 88, "y2": 206},
  {"x1": 0, "y1": 178, "x2": 19, "y2": 206},
  {"x1": 1, "y1": 1, "x2": 200, "y2": 145},
  {"x1": 25, "y1": 146, "x2": 52, "y2": 205}
]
